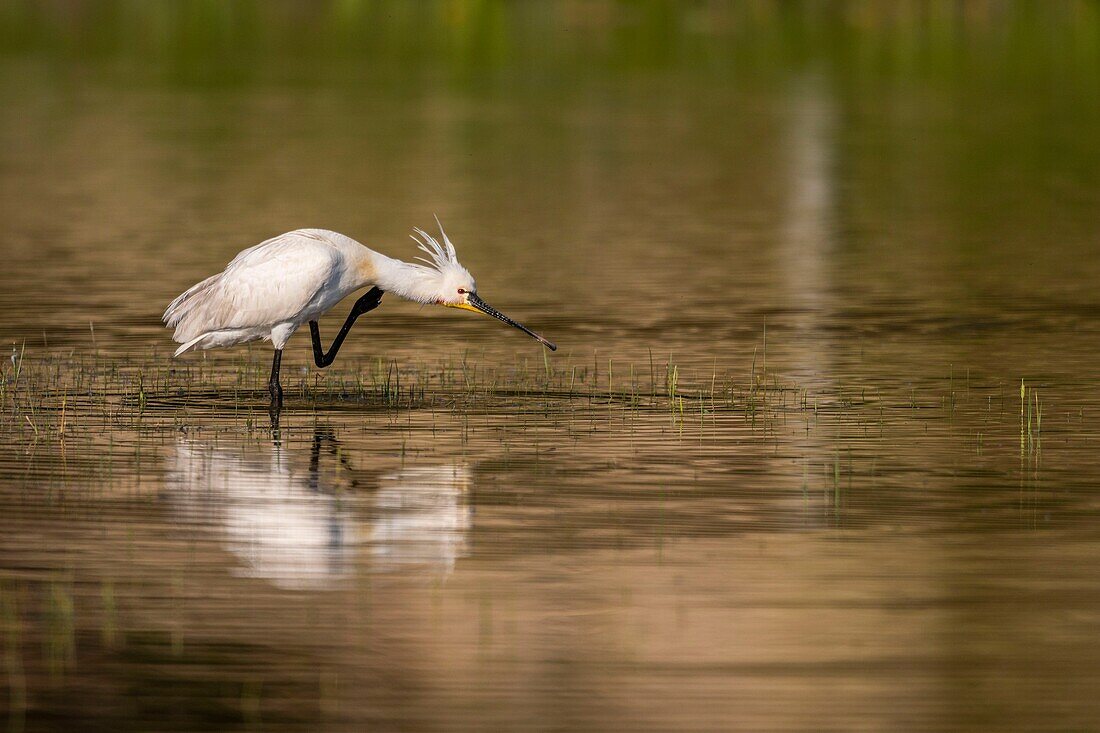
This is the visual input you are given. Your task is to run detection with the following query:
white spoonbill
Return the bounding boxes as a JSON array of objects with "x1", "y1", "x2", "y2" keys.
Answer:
[{"x1": 163, "y1": 221, "x2": 555, "y2": 408}]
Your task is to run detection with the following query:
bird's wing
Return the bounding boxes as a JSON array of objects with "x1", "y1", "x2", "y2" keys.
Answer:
[{"x1": 167, "y1": 231, "x2": 341, "y2": 343}]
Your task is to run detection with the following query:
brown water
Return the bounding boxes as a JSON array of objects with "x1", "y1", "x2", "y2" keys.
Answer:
[{"x1": 2, "y1": 4, "x2": 1100, "y2": 731}]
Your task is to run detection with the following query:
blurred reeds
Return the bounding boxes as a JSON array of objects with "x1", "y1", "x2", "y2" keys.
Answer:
[{"x1": 0, "y1": 1, "x2": 1095, "y2": 90}]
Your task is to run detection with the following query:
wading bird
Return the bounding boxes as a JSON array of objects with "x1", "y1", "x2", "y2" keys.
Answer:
[{"x1": 163, "y1": 221, "x2": 555, "y2": 409}]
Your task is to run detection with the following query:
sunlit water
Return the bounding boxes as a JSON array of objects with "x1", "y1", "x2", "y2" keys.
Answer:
[{"x1": 2, "y1": 4, "x2": 1100, "y2": 731}]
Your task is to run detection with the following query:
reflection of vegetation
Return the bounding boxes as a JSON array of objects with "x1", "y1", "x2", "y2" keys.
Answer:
[{"x1": 0, "y1": 1, "x2": 1096, "y2": 85}]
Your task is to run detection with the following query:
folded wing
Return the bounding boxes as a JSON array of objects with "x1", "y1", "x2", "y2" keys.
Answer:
[{"x1": 164, "y1": 231, "x2": 341, "y2": 348}]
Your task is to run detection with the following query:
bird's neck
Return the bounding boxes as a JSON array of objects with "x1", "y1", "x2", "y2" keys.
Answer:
[{"x1": 360, "y1": 248, "x2": 440, "y2": 305}]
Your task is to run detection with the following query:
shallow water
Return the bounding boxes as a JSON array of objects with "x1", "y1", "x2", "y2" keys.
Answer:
[{"x1": 2, "y1": 3, "x2": 1100, "y2": 731}]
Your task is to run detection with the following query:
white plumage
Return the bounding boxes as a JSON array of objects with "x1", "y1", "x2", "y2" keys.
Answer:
[{"x1": 166, "y1": 229, "x2": 380, "y2": 354}]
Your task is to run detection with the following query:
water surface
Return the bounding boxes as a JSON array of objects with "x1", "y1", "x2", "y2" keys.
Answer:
[{"x1": 2, "y1": 3, "x2": 1100, "y2": 731}]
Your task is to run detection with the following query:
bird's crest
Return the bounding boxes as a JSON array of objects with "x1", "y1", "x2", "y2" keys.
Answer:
[
  {"x1": 388, "y1": 216, "x2": 475, "y2": 305},
  {"x1": 410, "y1": 215, "x2": 460, "y2": 274}
]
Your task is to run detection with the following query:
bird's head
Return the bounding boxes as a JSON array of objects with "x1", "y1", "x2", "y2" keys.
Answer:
[{"x1": 409, "y1": 220, "x2": 556, "y2": 351}]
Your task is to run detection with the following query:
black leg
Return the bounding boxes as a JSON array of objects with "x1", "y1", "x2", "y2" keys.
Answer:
[
  {"x1": 268, "y1": 348, "x2": 284, "y2": 407},
  {"x1": 269, "y1": 408, "x2": 281, "y2": 439},
  {"x1": 310, "y1": 287, "x2": 384, "y2": 368}
]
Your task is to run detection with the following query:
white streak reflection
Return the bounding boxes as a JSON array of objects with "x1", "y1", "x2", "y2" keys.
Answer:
[{"x1": 782, "y1": 71, "x2": 836, "y2": 384}]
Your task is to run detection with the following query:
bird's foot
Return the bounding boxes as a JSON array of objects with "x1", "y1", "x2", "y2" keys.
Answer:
[{"x1": 353, "y1": 287, "x2": 384, "y2": 315}]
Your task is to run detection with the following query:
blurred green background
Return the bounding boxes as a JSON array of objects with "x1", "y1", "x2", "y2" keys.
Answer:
[{"x1": 3, "y1": 1, "x2": 1097, "y2": 87}]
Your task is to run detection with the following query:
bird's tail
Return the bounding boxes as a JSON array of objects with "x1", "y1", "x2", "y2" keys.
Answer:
[
  {"x1": 173, "y1": 333, "x2": 208, "y2": 357},
  {"x1": 164, "y1": 273, "x2": 224, "y2": 354},
  {"x1": 163, "y1": 273, "x2": 221, "y2": 329}
]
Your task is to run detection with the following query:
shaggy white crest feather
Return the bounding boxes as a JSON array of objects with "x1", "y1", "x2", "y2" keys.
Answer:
[{"x1": 381, "y1": 217, "x2": 475, "y2": 305}]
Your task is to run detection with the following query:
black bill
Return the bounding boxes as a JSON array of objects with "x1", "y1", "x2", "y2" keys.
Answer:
[{"x1": 468, "y1": 293, "x2": 556, "y2": 351}]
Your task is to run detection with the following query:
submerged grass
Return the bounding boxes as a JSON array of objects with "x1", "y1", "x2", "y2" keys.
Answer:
[
  {"x1": 3, "y1": 339, "x2": 795, "y2": 418},
  {"x1": 0, "y1": 347, "x2": 825, "y2": 446}
]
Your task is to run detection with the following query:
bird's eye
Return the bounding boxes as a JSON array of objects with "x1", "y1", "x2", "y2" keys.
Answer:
[{"x1": 457, "y1": 288, "x2": 466, "y2": 294}]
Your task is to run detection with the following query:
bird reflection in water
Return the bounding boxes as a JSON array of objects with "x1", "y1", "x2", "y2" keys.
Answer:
[
  {"x1": 370, "y1": 465, "x2": 471, "y2": 574},
  {"x1": 164, "y1": 429, "x2": 471, "y2": 589}
]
